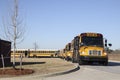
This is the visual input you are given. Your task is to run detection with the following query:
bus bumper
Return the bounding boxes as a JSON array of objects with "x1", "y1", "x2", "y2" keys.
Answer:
[{"x1": 80, "y1": 56, "x2": 108, "y2": 62}]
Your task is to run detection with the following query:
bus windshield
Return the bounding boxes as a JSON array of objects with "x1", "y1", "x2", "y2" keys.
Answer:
[{"x1": 81, "y1": 36, "x2": 103, "y2": 47}]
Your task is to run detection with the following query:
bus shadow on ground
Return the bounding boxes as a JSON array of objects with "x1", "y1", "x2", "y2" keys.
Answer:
[
  {"x1": 81, "y1": 61, "x2": 120, "y2": 66},
  {"x1": 108, "y1": 62, "x2": 120, "y2": 66}
]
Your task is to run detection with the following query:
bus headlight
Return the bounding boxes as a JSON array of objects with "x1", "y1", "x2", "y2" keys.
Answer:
[
  {"x1": 81, "y1": 51, "x2": 85, "y2": 54},
  {"x1": 68, "y1": 53, "x2": 71, "y2": 56},
  {"x1": 104, "y1": 52, "x2": 107, "y2": 55}
]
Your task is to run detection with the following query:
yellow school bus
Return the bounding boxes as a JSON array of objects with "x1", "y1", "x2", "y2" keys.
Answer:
[
  {"x1": 57, "y1": 49, "x2": 63, "y2": 59},
  {"x1": 72, "y1": 32, "x2": 112, "y2": 65},
  {"x1": 11, "y1": 49, "x2": 25, "y2": 58},
  {"x1": 11, "y1": 49, "x2": 57, "y2": 58},
  {"x1": 64, "y1": 43, "x2": 73, "y2": 61},
  {"x1": 28, "y1": 50, "x2": 56, "y2": 58}
]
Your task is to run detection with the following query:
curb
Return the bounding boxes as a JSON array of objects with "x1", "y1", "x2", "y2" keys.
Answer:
[{"x1": 43, "y1": 64, "x2": 80, "y2": 77}]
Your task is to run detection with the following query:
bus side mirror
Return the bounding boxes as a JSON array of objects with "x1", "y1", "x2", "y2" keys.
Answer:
[
  {"x1": 108, "y1": 43, "x2": 112, "y2": 47},
  {"x1": 105, "y1": 39, "x2": 107, "y2": 47},
  {"x1": 105, "y1": 39, "x2": 107, "y2": 43},
  {"x1": 105, "y1": 44, "x2": 107, "y2": 47}
]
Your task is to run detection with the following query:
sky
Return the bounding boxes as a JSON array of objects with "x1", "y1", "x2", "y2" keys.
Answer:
[{"x1": 0, "y1": 0, "x2": 120, "y2": 50}]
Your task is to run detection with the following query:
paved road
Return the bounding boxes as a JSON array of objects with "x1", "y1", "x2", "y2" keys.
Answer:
[
  {"x1": 45, "y1": 60, "x2": 120, "y2": 80},
  {"x1": 1, "y1": 60, "x2": 120, "y2": 80}
]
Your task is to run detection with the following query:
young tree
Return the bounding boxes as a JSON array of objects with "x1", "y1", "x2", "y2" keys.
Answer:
[{"x1": 3, "y1": 0, "x2": 25, "y2": 68}]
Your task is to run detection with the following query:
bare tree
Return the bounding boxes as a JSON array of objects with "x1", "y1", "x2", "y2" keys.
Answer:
[{"x1": 3, "y1": 0, "x2": 25, "y2": 68}]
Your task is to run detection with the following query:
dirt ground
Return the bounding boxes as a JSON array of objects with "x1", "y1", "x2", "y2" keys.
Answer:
[
  {"x1": 0, "y1": 68, "x2": 34, "y2": 77},
  {"x1": 0, "y1": 58, "x2": 75, "y2": 78},
  {"x1": 108, "y1": 53, "x2": 120, "y2": 61}
]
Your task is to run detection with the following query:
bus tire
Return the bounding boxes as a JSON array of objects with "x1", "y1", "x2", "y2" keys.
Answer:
[
  {"x1": 103, "y1": 61, "x2": 108, "y2": 66},
  {"x1": 72, "y1": 58, "x2": 76, "y2": 63},
  {"x1": 77, "y1": 55, "x2": 83, "y2": 65}
]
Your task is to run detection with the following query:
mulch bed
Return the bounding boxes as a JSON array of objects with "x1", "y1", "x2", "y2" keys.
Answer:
[{"x1": 0, "y1": 68, "x2": 34, "y2": 76}]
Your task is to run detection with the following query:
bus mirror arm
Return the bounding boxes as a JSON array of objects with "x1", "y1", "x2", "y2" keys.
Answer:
[{"x1": 105, "y1": 44, "x2": 107, "y2": 47}]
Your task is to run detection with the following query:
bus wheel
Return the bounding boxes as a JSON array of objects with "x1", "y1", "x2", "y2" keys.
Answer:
[
  {"x1": 72, "y1": 58, "x2": 76, "y2": 63},
  {"x1": 78, "y1": 59, "x2": 83, "y2": 65},
  {"x1": 103, "y1": 61, "x2": 108, "y2": 66},
  {"x1": 77, "y1": 56, "x2": 83, "y2": 65}
]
